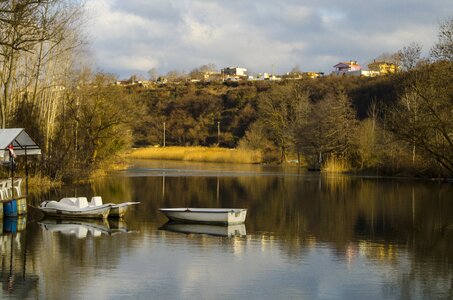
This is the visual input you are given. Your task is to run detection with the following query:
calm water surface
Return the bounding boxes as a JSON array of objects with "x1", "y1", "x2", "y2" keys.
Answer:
[{"x1": 1, "y1": 160, "x2": 452, "y2": 299}]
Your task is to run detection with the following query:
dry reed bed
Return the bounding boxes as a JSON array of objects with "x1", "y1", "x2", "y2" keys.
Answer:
[
  {"x1": 130, "y1": 146, "x2": 262, "y2": 164},
  {"x1": 322, "y1": 156, "x2": 351, "y2": 173}
]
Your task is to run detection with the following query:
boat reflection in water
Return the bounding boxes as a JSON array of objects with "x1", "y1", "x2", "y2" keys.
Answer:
[
  {"x1": 160, "y1": 222, "x2": 246, "y2": 237},
  {"x1": 39, "y1": 218, "x2": 132, "y2": 238}
]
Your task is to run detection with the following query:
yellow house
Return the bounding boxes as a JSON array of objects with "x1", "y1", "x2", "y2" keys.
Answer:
[{"x1": 368, "y1": 61, "x2": 398, "y2": 75}]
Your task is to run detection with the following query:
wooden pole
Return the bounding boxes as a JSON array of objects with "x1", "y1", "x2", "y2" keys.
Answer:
[
  {"x1": 25, "y1": 147, "x2": 28, "y2": 197},
  {"x1": 10, "y1": 152, "x2": 14, "y2": 199},
  {"x1": 163, "y1": 122, "x2": 166, "y2": 147},
  {"x1": 217, "y1": 121, "x2": 220, "y2": 146}
]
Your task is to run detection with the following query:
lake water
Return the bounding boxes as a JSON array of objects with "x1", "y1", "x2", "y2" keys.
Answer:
[{"x1": 2, "y1": 160, "x2": 452, "y2": 299}]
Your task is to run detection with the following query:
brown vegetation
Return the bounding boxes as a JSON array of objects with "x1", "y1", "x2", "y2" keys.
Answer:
[
  {"x1": 130, "y1": 60, "x2": 453, "y2": 176},
  {"x1": 130, "y1": 146, "x2": 262, "y2": 164}
]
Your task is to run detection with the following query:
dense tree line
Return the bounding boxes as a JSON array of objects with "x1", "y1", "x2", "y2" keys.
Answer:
[{"x1": 134, "y1": 17, "x2": 453, "y2": 177}]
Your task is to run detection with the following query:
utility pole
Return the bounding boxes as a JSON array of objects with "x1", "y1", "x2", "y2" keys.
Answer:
[
  {"x1": 163, "y1": 122, "x2": 166, "y2": 147},
  {"x1": 217, "y1": 121, "x2": 220, "y2": 146}
]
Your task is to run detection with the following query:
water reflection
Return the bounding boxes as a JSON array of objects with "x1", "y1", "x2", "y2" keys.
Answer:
[
  {"x1": 39, "y1": 218, "x2": 132, "y2": 238},
  {"x1": 24, "y1": 160, "x2": 453, "y2": 299},
  {"x1": 160, "y1": 222, "x2": 246, "y2": 237},
  {"x1": 0, "y1": 216, "x2": 39, "y2": 299}
]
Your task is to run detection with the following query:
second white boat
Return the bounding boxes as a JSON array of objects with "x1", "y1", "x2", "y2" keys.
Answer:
[{"x1": 159, "y1": 208, "x2": 247, "y2": 225}]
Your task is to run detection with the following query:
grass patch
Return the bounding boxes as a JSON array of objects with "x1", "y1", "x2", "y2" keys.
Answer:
[
  {"x1": 130, "y1": 146, "x2": 262, "y2": 164},
  {"x1": 322, "y1": 156, "x2": 352, "y2": 173},
  {"x1": 27, "y1": 174, "x2": 62, "y2": 195}
]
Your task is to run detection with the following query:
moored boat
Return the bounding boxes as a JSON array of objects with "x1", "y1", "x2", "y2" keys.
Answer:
[
  {"x1": 109, "y1": 202, "x2": 141, "y2": 218},
  {"x1": 39, "y1": 197, "x2": 140, "y2": 219},
  {"x1": 89, "y1": 196, "x2": 139, "y2": 218},
  {"x1": 39, "y1": 198, "x2": 111, "y2": 219},
  {"x1": 159, "y1": 208, "x2": 247, "y2": 225}
]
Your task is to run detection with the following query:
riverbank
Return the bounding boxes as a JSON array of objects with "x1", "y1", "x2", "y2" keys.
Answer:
[{"x1": 129, "y1": 146, "x2": 262, "y2": 164}]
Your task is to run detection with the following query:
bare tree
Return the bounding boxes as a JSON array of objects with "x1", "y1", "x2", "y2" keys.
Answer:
[
  {"x1": 0, "y1": 0, "x2": 84, "y2": 128},
  {"x1": 397, "y1": 42, "x2": 423, "y2": 72},
  {"x1": 297, "y1": 89, "x2": 358, "y2": 167},
  {"x1": 431, "y1": 17, "x2": 453, "y2": 61},
  {"x1": 388, "y1": 62, "x2": 453, "y2": 176},
  {"x1": 148, "y1": 67, "x2": 158, "y2": 81},
  {"x1": 258, "y1": 82, "x2": 311, "y2": 163}
]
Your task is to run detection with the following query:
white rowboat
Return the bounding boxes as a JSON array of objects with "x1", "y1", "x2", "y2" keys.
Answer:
[{"x1": 159, "y1": 208, "x2": 247, "y2": 225}]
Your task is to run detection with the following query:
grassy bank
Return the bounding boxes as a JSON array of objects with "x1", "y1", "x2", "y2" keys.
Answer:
[
  {"x1": 130, "y1": 146, "x2": 262, "y2": 164},
  {"x1": 321, "y1": 156, "x2": 352, "y2": 173},
  {"x1": 27, "y1": 174, "x2": 62, "y2": 195}
]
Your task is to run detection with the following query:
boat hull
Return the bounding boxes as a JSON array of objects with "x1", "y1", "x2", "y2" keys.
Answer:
[
  {"x1": 39, "y1": 201, "x2": 111, "y2": 219},
  {"x1": 108, "y1": 202, "x2": 140, "y2": 218},
  {"x1": 159, "y1": 208, "x2": 247, "y2": 225}
]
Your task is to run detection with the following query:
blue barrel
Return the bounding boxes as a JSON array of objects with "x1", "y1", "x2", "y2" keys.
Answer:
[
  {"x1": 4, "y1": 200, "x2": 18, "y2": 217},
  {"x1": 3, "y1": 217, "x2": 17, "y2": 233}
]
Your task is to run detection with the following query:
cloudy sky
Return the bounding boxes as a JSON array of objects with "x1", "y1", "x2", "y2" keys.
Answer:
[{"x1": 84, "y1": 0, "x2": 451, "y2": 78}]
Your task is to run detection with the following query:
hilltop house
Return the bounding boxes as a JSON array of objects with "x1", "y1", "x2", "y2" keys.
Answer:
[
  {"x1": 332, "y1": 60, "x2": 362, "y2": 75},
  {"x1": 368, "y1": 61, "x2": 398, "y2": 75},
  {"x1": 332, "y1": 60, "x2": 381, "y2": 77},
  {"x1": 221, "y1": 66, "x2": 247, "y2": 79}
]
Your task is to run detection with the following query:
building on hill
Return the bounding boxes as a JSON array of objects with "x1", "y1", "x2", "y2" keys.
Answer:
[
  {"x1": 332, "y1": 60, "x2": 362, "y2": 75},
  {"x1": 305, "y1": 72, "x2": 324, "y2": 78},
  {"x1": 345, "y1": 70, "x2": 379, "y2": 77},
  {"x1": 254, "y1": 73, "x2": 281, "y2": 80},
  {"x1": 332, "y1": 60, "x2": 383, "y2": 77},
  {"x1": 221, "y1": 66, "x2": 247, "y2": 79},
  {"x1": 189, "y1": 70, "x2": 222, "y2": 82},
  {"x1": 368, "y1": 61, "x2": 398, "y2": 75},
  {"x1": 284, "y1": 71, "x2": 324, "y2": 80}
]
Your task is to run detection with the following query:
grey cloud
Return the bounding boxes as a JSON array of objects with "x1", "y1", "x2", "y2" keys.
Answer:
[{"x1": 86, "y1": 0, "x2": 452, "y2": 78}]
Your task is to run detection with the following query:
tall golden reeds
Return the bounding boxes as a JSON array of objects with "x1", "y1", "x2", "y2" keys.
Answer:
[
  {"x1": 322, "y1": 155, "x2": 352, "y2": 173},
  {"x1": 130, "y1": 146, "x2": 262, "y2": 164}
]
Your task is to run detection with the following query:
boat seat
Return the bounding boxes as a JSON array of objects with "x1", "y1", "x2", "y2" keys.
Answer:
[
  {"x1": 60, "y1": 198, "x2": 77, "y2": 206},
  {"x1": 90, "y1": 196, "x2": 103, "y2": 206},
  {"x1": 76, "y1": 197, "x2": 88, "y2": 208}
]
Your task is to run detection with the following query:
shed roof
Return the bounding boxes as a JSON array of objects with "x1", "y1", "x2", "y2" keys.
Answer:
[
  {"x1": 0, "y1": 128, "x2": 41, "y2": 158},
  {"x1": 333, "y1": 62, "x2": 351, "y2": 68}
]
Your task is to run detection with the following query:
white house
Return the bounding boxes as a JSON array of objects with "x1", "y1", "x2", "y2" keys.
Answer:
[
  {"x1": 332, "y1": 60, "x2": 362, "y2": 75},
  {"x1": 221, "y1": 66, "x2": 247, "y2": 78}
]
